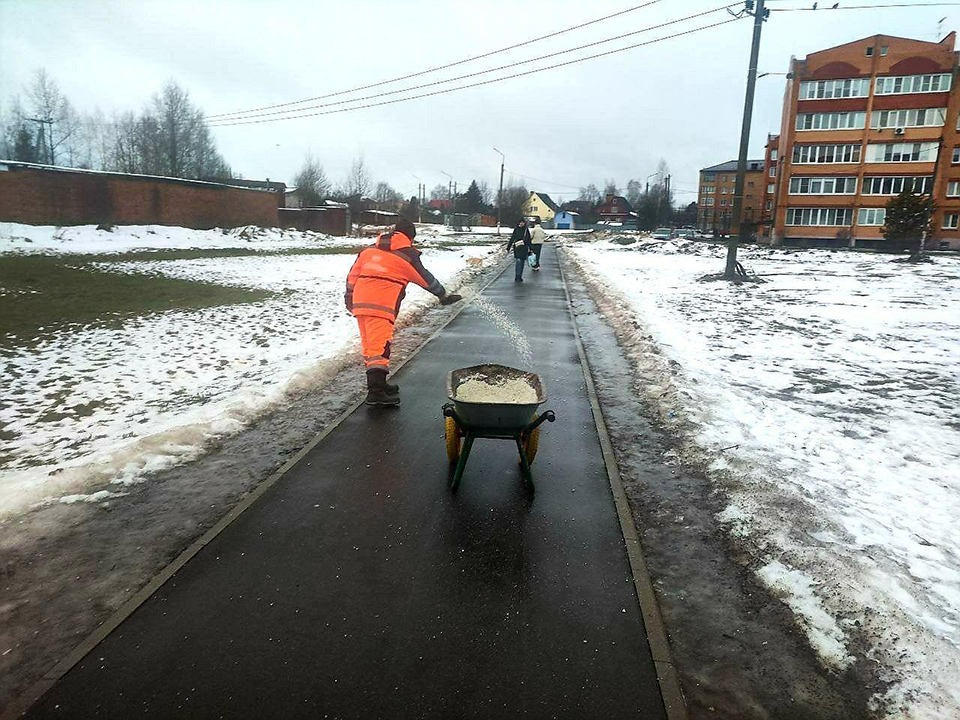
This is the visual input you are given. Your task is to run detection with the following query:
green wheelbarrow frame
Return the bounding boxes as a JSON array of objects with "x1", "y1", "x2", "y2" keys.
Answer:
[{"x1": 442, "y1": 403, "x2": 556, "y2": 492}]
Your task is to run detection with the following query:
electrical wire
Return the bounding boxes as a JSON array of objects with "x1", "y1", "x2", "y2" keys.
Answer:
[
  {"x1": 209, "y1": 16, "x2": 743, "y2": 127},
  {"x1": 209, "y1": 3, "x2": 739, "y2": 125},
  {"x1": 505, "y1": 169, "x2": 583, "y2": 191},
  {"x1": 769, "y1": 2, "x2": 960, "y2": 10},
  {"x1": 207, "y1": 0, "x2": 664, "y2": 120}
]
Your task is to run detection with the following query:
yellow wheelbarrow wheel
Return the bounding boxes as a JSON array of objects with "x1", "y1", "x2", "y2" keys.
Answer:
[
  {"x1": 523, "y1": 422, "x2": 541, "y2": 464},
  {"x1": 445, "y1": 416, "x2": 462, "y2": 464}
]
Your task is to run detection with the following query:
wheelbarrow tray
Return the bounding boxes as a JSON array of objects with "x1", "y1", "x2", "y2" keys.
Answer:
[{"x1": 446, "y1": 364, "x2": 546, "y2": 430}]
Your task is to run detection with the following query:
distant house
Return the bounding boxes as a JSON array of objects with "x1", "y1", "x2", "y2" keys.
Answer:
[
  {"x1": 428, "y1": 198, "x2": 453, "y2": 211},
  {"x1": 561, "y1": 200, "x2": 597, "y2": 224},
  {"x1": 595, "y1": 194, "x2": 633, "y2": 224},
  {"x1": 552, "y1": 210, "x2": 580, "y2": 230},
  {"x1": 521, "y1": 191, "x2": 558, "y2": 223}
]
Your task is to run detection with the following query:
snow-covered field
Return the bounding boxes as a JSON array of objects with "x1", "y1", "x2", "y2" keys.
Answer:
[
  {"x1": 1, "y1": 224, "x2": 497, "y2": 517},
  {"x1": 565, "y1": 239, "x2": 960, "y2": 718}
]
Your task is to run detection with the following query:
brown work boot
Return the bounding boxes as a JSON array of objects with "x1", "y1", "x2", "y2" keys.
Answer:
[{"x1": 365, "y1": 368, "x2": 400, "y2": 406}]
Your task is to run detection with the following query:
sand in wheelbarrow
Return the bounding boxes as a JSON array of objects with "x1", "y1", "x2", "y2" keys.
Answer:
[{"x1": 454, "y1": 375, "x2": 539, "y2": 404}]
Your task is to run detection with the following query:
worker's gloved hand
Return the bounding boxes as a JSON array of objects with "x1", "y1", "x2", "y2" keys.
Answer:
[{"x1": 439, "y1": 293, "x2": 463, "y2": 305}]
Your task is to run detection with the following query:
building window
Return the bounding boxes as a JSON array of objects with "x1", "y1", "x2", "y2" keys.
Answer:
[
  {"x1": 953, "y1": 147, "x2": 960, "y2": 164},
  {"x1": 865, "y1": 142, "x2": 939, "y2": 163},
  {"x1": 798, "y1": 78, "x2": 870, "y2": 100},
  {"x1": 796, "y1": 112, "x2": 866, "y2": 131},
  {"x1": 866, "y1": 46, "x2": 875, "y2": 56},
  {"x1": 771, "y1": 149, "x2": 778, "y2": 161},
  {"x1": 857, "y1": 208, "x2": 886, "y2": 226},
  {"x1": 792, "y1": 143, "x2": 862, "y2": 164},
  {"x1": 880, "y1": 46, "x2": 888, "y2": 56},
  {"x1": 948, "y1": 181, "x2": 960, "y2": 197},
  {"x1": 862, "y1": 176, "x2": 933, "y2": 195},
  {"x1": 943, "y1": 213, "x2": 959, "y2": 229},
  {"x1": 720, "y1": 199, "x2": 727, "y2": 206},
  {"x1": 721, "y1": 187, "x2": 728, "y2": 194},
  {"x1": 870, "y1": 108, "x2": 946, "y2": 129},
  {"x1": 786, "y1": 207, "x2": 854, "y2": 226},
  {"x1": 769, "y1": 166, "x2": 776, "y2": 178},
  {"x1": 703, "y1": 173, "x2": 716, "y2": 182},
  {"x1": 788, "y1": 176, "x2": 858, "y2": 195},
  {"x1": 705, "y1": 198, "x2": 714, "y2": 206},
  {"x1": 766, "y1": 200, "x2": 773, "y2": 211},
  {"x1": 875, "y1": 73, "x2": 952, "y2": 95},
  {"x1": 767, "y1": 183, "x2": 775, "y2": 193}
]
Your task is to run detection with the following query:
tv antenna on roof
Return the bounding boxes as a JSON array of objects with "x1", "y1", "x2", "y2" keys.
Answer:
[{"x1": 937, "y1": 16, "x2": 947, "y2": 40}]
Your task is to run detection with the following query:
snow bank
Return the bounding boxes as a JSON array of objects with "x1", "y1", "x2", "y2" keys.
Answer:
[
  {"x1": 0, "y1": 222, "x2": 364, "y2": 255},
  {"x1": 1, "y1": 242, "x2": 499, "y2": 518},
  {"x1": 565, "y1": 240, "x2": 960, "y2": 717}
]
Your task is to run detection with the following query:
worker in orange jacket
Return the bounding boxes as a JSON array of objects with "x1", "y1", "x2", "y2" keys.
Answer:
[{"x1": 345, "y1": 217, "x2": 461, "y2": 406}]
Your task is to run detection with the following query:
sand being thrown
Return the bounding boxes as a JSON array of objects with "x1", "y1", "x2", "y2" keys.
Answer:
[
  {"x1": 455, "y1": 375, "x2": 539, "y2": 404},
  {"x1": 470, "y1": 296, "x2": 533, "y2": 365}
]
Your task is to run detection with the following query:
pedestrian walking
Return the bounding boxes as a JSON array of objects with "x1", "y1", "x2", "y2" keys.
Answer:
[
  {"x1": 506, "y1": 219, "x2": 532, "y2": 282},
  {"x1": 345, "y1": 217, "x2": 462, "y2": 406},
  {"x1": 529, "y1": 219, "x2": 547, "y2": 270}
]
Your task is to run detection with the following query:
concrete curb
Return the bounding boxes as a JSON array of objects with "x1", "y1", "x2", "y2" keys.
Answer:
[
  {"x1": 1, "y1": 256, "x2": 512, "y2": 720},
  {"x1": 557, "y1": 250, "x2": 689, "y2": 720}
]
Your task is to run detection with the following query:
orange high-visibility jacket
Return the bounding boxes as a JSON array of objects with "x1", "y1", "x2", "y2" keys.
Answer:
[{"x1": 345, "y1": 231, "x2": 446, "y2": 321}]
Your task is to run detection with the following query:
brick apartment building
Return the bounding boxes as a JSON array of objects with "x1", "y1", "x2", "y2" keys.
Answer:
[
  {"x1": 697, "y1": 159, "x2": 765, "y2": 235},
  {"x1": 769, "y1": 32, "x2": 960, "y2": 249}
]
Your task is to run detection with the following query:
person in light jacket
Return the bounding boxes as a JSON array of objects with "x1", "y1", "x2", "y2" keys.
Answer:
[
  {"x1": 506, "y1": 219, "x2": 532, "y2": 282},
  {"x1": 529, "y1": 219, "x2": 547, "y2": 270}
]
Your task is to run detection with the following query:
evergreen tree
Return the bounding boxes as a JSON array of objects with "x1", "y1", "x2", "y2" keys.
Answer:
[
  {"x1": 463, "y1": 180, "x2": 483, "y2": 213},
  {"x1": 883, "y1": 191, "x2": 935, "y2": 255},
  {"x1": 13, "y1": 126, "x2": 38, "y2": 162}
]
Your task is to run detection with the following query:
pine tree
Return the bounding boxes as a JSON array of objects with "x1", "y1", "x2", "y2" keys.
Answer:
[
  {"x1": 13, "y1": 126, "x2": 38, "y2": 162},
  {"x1": 883, "y1": 191, "x2": 934, "y2": 256},
  {"x1": 463, "y1": 180, "x2": 483, "y2": 213}
]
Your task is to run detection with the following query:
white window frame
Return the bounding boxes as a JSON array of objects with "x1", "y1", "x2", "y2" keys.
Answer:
[
  {"x1": 771, "y1": 149, "x2": 778, "y2": 161},
  {"x1": 705, "y1": 197, "x2": 715, "y2": 206},
  {"x1": 788, "y1": 176, "x2": 858, "y2": 195},
  {"x1": 767, "y1": 183, "x2": 775, "y2": 194},
  {"x1": 765, "y1": 200, "x2": 773, "y2": 211},
  {"x1": 865, "y1": 142, "x2": 939, "y2": 163},
  {"x1": 948, "y1": 181, "x2": 960, "y2": 198},
  {"x1": 954, "y1": 147, "x2": 960, "y2": 164},
  {"x1": 792, "y1": 144, "x2": 862, "y2": 164},
  {"x1": 785, "y1": 207, "x2": 854, "y2": 226},
  {"x1": 799, "y1": 78, "x2": 870, "y2": 100},
  {"x1": 943, "y1": 213, "x2": 959, "y2": 229},
  {"x1": 796, "y1": 112, "x2": 866, "y2": 131},
  {"x1": 861, "y1": 176, "x2": 933, "y2": 195},
  {"x1": 870, "y1": 107, "x2": 946, "y2": 129},
  {"x1": 857, "y1": 208, "x2": 886, "y2": 226},
  {"x1": 874, "y1": 73, "x2": 953, "y2": 95}
]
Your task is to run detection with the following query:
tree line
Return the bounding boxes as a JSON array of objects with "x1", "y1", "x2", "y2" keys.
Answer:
[{"x1": 1, "y1": 69, "x2": 232, "y2": 180}]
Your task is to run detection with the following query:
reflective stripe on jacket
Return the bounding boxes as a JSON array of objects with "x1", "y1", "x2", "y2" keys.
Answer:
[{"x1": 344, "y1": 231, "x2": 446, "y2": 320}]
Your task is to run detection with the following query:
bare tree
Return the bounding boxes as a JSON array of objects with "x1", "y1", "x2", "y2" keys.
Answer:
[
  {"x1": 429, "y1": 183, "x2": 448, "y2": 201},
  {"x1": 293, "y1": 153, "x2": 330, "y2": 207},
  {"x1": 578, "y1": 183, "x2": 600, "y2": 203},
  {"x1": 373, "y1": 180, "x2": 401, "y2": 206},
  {"x1": 27, "y1": 69, "x2": 82, "y2": 165},
  {"x1": 345, "y1": 155, "x2": 372, "y2": 198},
  {"x1": 626, "y1": 179, "x2": 643, "y2": 207},
  {"x1": 498, "y1": 181, "x2": 529, "y2": 226},
  {"x1": 477, "y1": 179, "x2": 493, "y2": 207},
  {"x1": 603, "y1": 179, "x2": 619, "y2": 197}
]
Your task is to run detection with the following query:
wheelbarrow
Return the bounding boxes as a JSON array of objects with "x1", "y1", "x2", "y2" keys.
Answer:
[{"x1": 442, "y1": 364, "x2": 556, "y2": 492}]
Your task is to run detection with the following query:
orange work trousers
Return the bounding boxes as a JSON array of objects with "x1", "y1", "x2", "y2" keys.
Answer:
[{"x1": 356, "y1": 315, "x2": 394, "y2": 369}]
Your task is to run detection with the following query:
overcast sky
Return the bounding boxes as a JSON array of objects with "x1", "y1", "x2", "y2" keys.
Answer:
[{"x1": 2, "y1": 0, "x2": 958, "y2": 203}]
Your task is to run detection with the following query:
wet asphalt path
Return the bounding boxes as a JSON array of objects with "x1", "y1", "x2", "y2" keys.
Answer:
[{"x1": 26, "y1": 245, "x2": 667, "y2": 719}]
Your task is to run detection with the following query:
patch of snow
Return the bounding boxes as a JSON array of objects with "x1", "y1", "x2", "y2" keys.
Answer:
[
  {"x1": 0, "y1": 242, "x2": 498, "y2": 518},
  {"x1": 565, "y1": 239, "x2": 960, "y2": 717}
]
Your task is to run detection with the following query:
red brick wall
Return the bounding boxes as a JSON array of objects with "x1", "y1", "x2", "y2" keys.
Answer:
[{"x1": 0, "y1": 165, "x2": 278, "y2": 228}]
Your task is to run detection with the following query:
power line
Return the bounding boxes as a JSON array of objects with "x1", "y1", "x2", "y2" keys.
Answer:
[
  {"x1": 769, "y1": 2, "x2": 960, "y2": 10},
  {"x1": 207, "y1": 0, "x2": 664, "y2": 120},
  {"x1": 505, "y1": 169, "x2": 583, "y2": 191},
  {"x1": 209, "y1": 3, "x2": 739, "y2": 125},
  {"x1": 209, "y1": 17, "x2": 744, "y2": 128}
]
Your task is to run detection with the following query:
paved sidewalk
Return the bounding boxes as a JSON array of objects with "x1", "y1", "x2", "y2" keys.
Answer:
[{"x1": 26, "y1": 245, "x2": 668, "y2": 719}]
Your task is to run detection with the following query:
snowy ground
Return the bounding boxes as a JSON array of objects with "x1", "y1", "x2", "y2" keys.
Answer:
[
  {"x1": 0, "y1": 223, "x2": 498, "y2": 517},
  {"x1": 564, "y1": 239, "x2": 960, "y2": 719}
]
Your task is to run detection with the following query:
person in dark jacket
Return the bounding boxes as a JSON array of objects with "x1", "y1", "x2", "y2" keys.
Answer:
[{"x1": 506, "y1": 220, "x2": 532, "y2": 282}]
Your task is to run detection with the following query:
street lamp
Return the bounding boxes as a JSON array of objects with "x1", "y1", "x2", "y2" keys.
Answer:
[{"x1": 493, "y1": 147, "x2": 505, "y2": 235}]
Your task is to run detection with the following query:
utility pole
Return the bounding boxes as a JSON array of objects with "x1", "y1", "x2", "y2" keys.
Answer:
[
  {"x1": 453, "y1": 181, "x2": 458, "y2": 216},
  {"x1": 441, "y1": 170, "x2": 453, "y2": 225},
  {"x1": 28, "y1": 117, "x2": 54, "y2": 164},
  {"x1": 724, "y1": 0, "x2": 768, "y2": 279},
  {"x1": 494, "y1": 147, "x2": 505, "y2": 235},
  {"x1": 413, "y1": 175, "x2": 423, "y2": 223}
]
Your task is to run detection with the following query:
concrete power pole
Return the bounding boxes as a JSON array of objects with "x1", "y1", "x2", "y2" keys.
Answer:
[
  {"x1": 494, "y1": 147, "x2": 505, "y2": 236},
  {"x1": 725, "y1": 0, "x2": 768, "y2": 279}
]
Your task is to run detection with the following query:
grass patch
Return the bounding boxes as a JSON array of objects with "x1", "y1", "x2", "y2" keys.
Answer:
[{"x1": 0, "y1": 254, "x2": 273, "y2": 345}]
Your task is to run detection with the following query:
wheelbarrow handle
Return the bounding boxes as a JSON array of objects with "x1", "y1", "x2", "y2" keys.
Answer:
[{"x1": 525, "y1": 410, "x2": 556, "y2": 432}]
